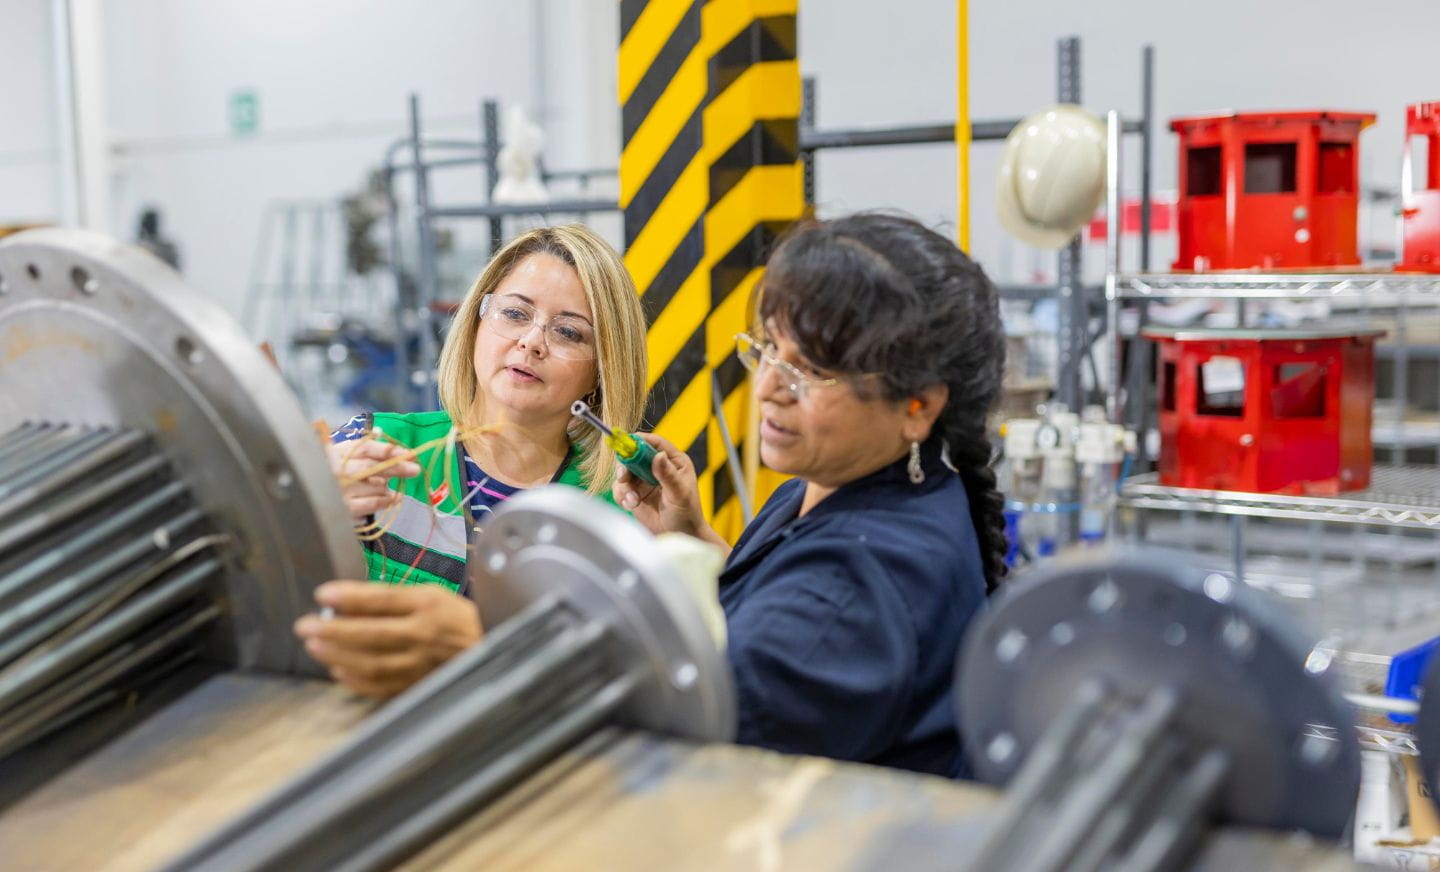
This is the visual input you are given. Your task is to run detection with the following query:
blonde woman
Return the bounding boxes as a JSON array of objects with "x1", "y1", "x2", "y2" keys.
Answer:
[{"x1": 296, "y1": 224, "x2": 647, "y2": 696}]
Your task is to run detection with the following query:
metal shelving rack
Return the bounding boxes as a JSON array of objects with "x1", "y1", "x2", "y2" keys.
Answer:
[
  {"x1": 1098, "y1": 119, "x2": 1440, "y2": 766},
  {"x1": 1121, "y1": 467, "x2": 1440, "y2": 530},
  {"x1": 1108, "y1": 269, "x2": 1440, "y2": 576},
  {"x1": 1120, "y1": 272, "x2": 1440, "y2": 299}
]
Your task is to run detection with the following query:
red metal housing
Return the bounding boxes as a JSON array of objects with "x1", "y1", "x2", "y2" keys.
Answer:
[
  {"x1": 1401, "y1": 102, "x2": 1440, "y2": 273},
  {"x1": 1172, "y1": 110, "x2": 1375, "y2": 271},
  {"x1": 1145, "y1": 326, "x2": 1382, "y2": 495}
]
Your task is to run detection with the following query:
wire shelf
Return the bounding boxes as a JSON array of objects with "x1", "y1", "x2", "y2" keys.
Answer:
[
  {"x1": 1304, "y1": 723, "x2": 1419, "y2": 756},
  {"x1": 1120, "y1": 467, "x2": 1440, "y2": 530},
  {"x1": 1117, "y1": 272, "x2": 1440, "y2": 300}
]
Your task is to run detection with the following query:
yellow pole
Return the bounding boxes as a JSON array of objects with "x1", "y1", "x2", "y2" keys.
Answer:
[{"x1": 955, "y1": 0, "x2": 972, "y2": 252}]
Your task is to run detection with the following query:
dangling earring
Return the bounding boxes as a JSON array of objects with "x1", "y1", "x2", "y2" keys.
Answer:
[{"x1": 908, "y1": 441, "x2": 924, "y2": 484}]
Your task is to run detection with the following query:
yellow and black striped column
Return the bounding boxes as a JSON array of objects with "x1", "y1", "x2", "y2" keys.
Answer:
[{"x1": 620, "y1": 0, "x2": 801, "y2": 542}]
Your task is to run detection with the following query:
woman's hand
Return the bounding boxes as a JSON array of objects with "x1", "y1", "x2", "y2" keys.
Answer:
[
  {"x1": 613, "y1": 433, "x2": 727, "y2": 550},
  {"x1": 293, "y1": 581, "x2": 482, "y2": 698},
  {"x1": 325, "y1": 438, "x2": 421, "y2": 522}
]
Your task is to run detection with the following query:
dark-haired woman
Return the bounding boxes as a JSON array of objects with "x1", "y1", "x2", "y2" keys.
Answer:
[{"x1": 614, "y1": 212, "x2": 1006, "y2": 778}]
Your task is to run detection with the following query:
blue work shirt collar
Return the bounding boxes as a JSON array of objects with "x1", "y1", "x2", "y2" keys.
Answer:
[{"x1": 724, "y1": 441, "x2": 956, "y2": 578}]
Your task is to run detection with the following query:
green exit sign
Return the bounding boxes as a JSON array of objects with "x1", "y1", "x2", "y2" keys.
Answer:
[{"x1": 230, "y1": 89, "x2": 259, "y2": 136}]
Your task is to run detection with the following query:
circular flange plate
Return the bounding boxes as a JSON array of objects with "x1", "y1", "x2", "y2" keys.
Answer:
[
  {"x1": 0, "y1": 229, "x2": 364, "y2": 675},
  {"x1": 472, "y1": 486, "x2": 735, "y2": 743},
  {"x1": 956, "y1": 547, "x2": 1360, "y2": 837}
]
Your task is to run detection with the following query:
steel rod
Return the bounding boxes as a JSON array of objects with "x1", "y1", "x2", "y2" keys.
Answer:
[
  {"x1": 1115, "y1": 748, "x2": 1230, "y2": 872},
  {"x1": 0, "y1": 427, "x2": 146, "y2": 511},
  {"x1": 381, "y1": 166, "x2": 412, "y2": 408},
  {"x1": 0, "y1": 559, "x2": 215, "y2": 712},
  {"x1": 167, "y1": 603, "x2": 625, "y2": 872},
  {"x1": 0, "y1": 525, "x2": 219, "y2": 674},
  {"x1": 0, "y1": 507, "x2": 205, "y2": 655},
  {"x1": 0, "y1": 454, "x2": 167, "y2": 554},
  {"x1": 0, "y1": 425, "x2": 78, "y2": 480},
  {"x1": 1022, "y1": 688, "x2": 1180, "y2": 872},
  {"x1": 1105, "y1": 110, "x2": 1123, "y2": 423},
  {"x1": 408, "y1": 93, "x2": 440, "y2": 408},
  {"x1": 1055, "y1": 35, "x2": 1084, "y2": 414},
  {"x1": 798, "y1": 118, "x2": 1144, "y2": 151},
  {"x1": 342, "y1": 672, "x2": 637, "y2": 872},
  {"x1": 0, "y1": 480, "x2": 188, "y2": 609},
  {"x1": 0, "y1": 606, "x2": 217, "y2": 758},
  {"x1": 0, "y1": 422, "x2": 58, "y2": 465},
  {"x1": 0, "y1": 632, "x2": 137, "y2": 738},
  {"x1": 964, "y1": 682, "x2": 1110, "y2": 869},
  {"x1": 482, "y1": 99, "x2": 503, "y2": 254},
  {"x1": 427, "y1": 199, "x2": 620, "y2": 220},
  {"x1": 1139, "y1": 45, "x2": 1154, "y2": 272},
  {"x1": 1064, "y1": 734, "x2": 1185, "y2": 872}
]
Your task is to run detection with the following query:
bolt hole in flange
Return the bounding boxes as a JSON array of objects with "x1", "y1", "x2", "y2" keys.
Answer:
[
  {"x1": 71, "y1": 266, "x2": 98, "y2": 295},
  {"x1": 175, "y1": 336, "x2": 203, "y2": 366}
]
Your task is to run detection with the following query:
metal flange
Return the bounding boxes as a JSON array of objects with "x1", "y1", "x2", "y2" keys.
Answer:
[
  {"x1": 0, "y1": 228, "x2": 363, "y2": 675},
  {"x1": 472, "y1": 485, "x2": 735, "y2": 742},
  {"x1": 957, "y1": 548, "x2": 1360, "y2": 837}
]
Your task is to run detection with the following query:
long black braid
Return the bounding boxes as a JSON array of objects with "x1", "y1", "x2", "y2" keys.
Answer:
[{"x1": 758, "y1": 212, "x2": 1008, "y2": 592}]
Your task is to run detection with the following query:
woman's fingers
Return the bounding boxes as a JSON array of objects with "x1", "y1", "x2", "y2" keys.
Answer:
[
  {"x1": 296, "y1": 583, "x2": 481, "y2": 698},
  {"x1": 635, "y1": 432, "x2": 690, "y2": 472},
  {"x1": 348, "y1": 493, "x2": 400, "y2": 518},
  {"x1": 652, "y1": 452, "x2": 693, "y2": 492},
  {"x1": 330, "y1": 439, "x2": 422, "y2": 480},
  {"x1": 295, "y1": 614, "x2": 419, "y2": 651},
  {"x1": 307, "y1": 638, "x2": 421, "y2": 678},
  {"x1": 313, "y1": 580, "x2": 422, "y2": 616}
]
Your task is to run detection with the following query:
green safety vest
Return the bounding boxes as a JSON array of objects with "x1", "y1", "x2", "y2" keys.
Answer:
[{"x1": 360, "y1": 410, "x2": 614, "y2": 591}]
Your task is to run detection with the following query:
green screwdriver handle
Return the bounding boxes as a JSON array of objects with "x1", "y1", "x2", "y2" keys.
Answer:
[
  {"x1": 571, "y1": 401, "x2": 660, "y2": 487},
  {"x1": 620, "y1": 438, "x2": 660, "y2": 487}
]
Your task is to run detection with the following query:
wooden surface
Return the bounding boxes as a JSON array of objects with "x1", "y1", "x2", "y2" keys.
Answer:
[
  {"x1": 404, "y1": 729, "x2": 1370, "y2": 872},
  {"x1": 0, "y1": 671, "x2": 373, "y2": 872},
  {"x1": 404, "y1": 729, "x2": 995, "y2": 872},
  {"x1": 0, "y1": 679, "x2": 1370, "y2": 871}
]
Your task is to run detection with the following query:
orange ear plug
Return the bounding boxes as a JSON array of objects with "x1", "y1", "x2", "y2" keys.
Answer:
[{"x1": 908, "y1": 398, "x2": 923, "y2": 414}]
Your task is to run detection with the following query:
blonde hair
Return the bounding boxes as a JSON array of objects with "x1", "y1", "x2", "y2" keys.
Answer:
[{"x1": 435, "y1": 224, "x2": 647, "y2": 495}]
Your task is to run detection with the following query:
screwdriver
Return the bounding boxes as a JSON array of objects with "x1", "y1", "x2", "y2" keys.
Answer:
[{"x1": 571, "y1": 400, "x2": 660, "y2": 487}]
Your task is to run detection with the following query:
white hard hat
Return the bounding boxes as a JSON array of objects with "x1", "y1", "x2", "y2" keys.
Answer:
[{"x1": 996, "y1": 104, "x2": 1107, "y2": 250}]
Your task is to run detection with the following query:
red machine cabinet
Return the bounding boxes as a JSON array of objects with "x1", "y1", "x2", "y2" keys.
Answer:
[
  {"x1": 1144, "y1": 326, "x2": 1383, "y2": 495},
  {"x1": 1171, "y1": 111, "x2": 1375, "y2": 271},
  {"x1": 1401, "y1": 102, "x2": 1440, "y2": 272}
]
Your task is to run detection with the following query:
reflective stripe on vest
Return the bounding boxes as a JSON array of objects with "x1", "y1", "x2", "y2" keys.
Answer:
[{"x1": 380, "y1": 491, "x2": 469, "y2": 561}]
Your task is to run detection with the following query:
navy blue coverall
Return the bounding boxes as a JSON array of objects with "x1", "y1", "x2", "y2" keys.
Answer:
[{"x1": 718, "y1": 447, "x2": 988, "y2": 778}]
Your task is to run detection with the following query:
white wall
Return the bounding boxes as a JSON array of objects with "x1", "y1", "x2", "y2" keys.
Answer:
[
  {"x1": 0, "y1": 0, "x2": 62, "y2": 224},
  {"x1": 101, "y1": 0, "x2": 551, "y2": 320},
  {"x1": 7, "y1": 0, "x2": 1440, "y2": 308},
  {"x1": 0, "y1": 0, "x2": 619, "y2": 321},
  {"x1": 801, "y1": 0, "x2": 1440, "y2": 282}
]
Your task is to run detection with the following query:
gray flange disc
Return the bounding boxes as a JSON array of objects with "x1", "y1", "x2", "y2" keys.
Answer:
[
  {"x1": 472, "y1": 486, "x2": 735, "y2": 743},
  {"x1": 0, "y1": 229, "x2": 364, "y2": 675},
  {"x1": 956, "y1": 548, "x2": 1360, "y2": 837}
]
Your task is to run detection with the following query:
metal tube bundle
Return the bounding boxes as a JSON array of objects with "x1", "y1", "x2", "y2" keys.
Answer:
[
  {"x1": 0, "y1": 423, "x2": 227, "y2": 758},
  {"x1": 956, "y1": 551, "x2": 1362, "y2": 872},
  {"x1": 166, "y1": 487, "x2": 735, "y2": 872},
  {"x1": 0, "y1": 228, "x2": 364, "y2": 781}
]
